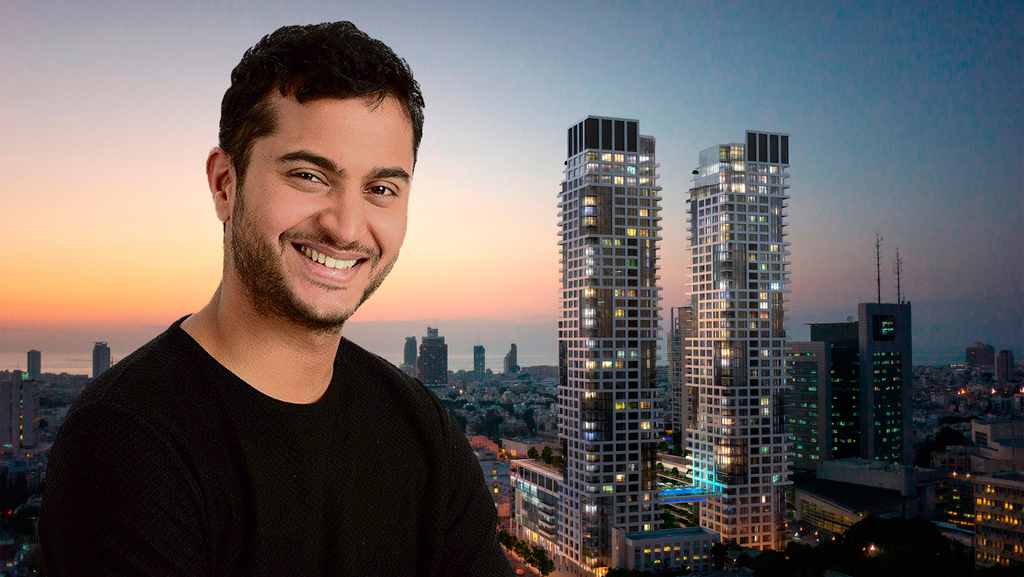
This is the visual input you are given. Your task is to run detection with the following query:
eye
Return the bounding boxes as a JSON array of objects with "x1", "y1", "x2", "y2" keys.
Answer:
[
  {"x1": 366, "y1": 184, "x2": 398, "y2": 197},
  {"x1": 294, "y1": 171, "x2": 326, "y2": 185}
]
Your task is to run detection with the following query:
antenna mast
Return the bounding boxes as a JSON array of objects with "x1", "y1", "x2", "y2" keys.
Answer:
[
  {"x1": 875, "y1": 235, "x2": 883, "y2": 304},
  {"x1": 893, "y1": 247, "x2": 903, "y2": 304}
]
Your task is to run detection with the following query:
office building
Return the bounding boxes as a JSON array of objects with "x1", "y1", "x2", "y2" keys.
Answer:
[
  {"x1": 974, "y1": 472, "x2": 1024, "y2": 568},
  {"x1": 667, "y1": 306, "x2": 694, "y2": 438},
  {"x1": 789, "y1": 303, "x2": 913, "y2": 468},
  {"x1": 504, "y1": 344, "x2": 519, "y2": 374},
  {"x1": 474, "y1": 345, "x2": 486, "y2": 377},
  {"x1": 27, "y1": 350, "x2": 41, "y2": 381},
  {"x1": 966, "y1": 342, "x2": 995, "y2": 369},
  {"x1": 554, "y1": 116, "x2": 663, "y2": 573},
  {"x1": 416, "y1": 327, "x2": 448, "y2": 385},
  {"x1": 404, "y1": 336, "x2": 417, "y2": 367},
  {"x1": 685, "y1": 131, "x2": 791, "y2": 550},
  {"x1": 1, "y1": 371, "x2": 39, "y2": 455},
  {"x1": 995, "y1": 349, "x2": 1015, "y2": 382},
  {"x1": 92, "y1": 342, "x2": 111, "y2": 379}
]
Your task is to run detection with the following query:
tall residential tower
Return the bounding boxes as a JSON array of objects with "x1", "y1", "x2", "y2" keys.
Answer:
[
  {"x1": 685, "y1": 132, "x2": 791, "y2": 550},
  {"x1": 556, "y1": 116, "x2": 663, "y2": 572}
]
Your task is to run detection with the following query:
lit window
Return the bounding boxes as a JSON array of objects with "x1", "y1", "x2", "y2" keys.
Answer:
[
  {"x1": 601, "y1": 153, "x2": 612, "y2": 162},
  {"x1": 627, "y1": 228, "x2": 637, "y2": 236}
]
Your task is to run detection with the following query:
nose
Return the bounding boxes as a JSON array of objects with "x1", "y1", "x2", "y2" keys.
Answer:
[{"x1": 320, "y1": 188, "x2": 368, "y2": 244}]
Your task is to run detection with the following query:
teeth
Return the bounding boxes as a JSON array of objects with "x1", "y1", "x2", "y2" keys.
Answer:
[{"x1": 301, "y1": 246, "x2": 357, "y2": 270}]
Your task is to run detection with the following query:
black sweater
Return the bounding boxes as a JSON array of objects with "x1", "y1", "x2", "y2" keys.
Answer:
[{"x1": 39, "y1": 319, "x2": 513, "y2": 576}]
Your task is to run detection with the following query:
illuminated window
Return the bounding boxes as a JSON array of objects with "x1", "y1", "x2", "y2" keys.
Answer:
[{"x1": 627, "y1": 228, "x2": 637, "y2": 236}]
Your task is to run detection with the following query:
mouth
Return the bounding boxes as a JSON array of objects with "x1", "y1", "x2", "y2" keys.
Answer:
[{"x1": 297, "y1": 245, "x2": 361, "y2": 270}]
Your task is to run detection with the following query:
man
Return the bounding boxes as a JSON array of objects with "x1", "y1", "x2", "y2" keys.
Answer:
[{"x1": 39, "y1": 22, "x2": 514, "y2": 576}]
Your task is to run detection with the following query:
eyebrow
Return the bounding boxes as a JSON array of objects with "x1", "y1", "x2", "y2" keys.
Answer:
[{"x1": 277, "y1": 150, "x2": 410, "y2": 183}]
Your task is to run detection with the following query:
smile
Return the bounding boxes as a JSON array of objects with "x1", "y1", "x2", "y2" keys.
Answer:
[{"x1": 300, "y1": 246, "x2": 358, "y2": 270}]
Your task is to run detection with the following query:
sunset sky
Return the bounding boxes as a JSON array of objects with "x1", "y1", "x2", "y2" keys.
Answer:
[{"x1": 2, "y1": 0, "x2": 1021, "y2": 371}]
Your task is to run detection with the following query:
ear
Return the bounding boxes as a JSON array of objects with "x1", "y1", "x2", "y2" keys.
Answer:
[{"x1": 207, "y1": 147, "x2": 236, "y2": 223}]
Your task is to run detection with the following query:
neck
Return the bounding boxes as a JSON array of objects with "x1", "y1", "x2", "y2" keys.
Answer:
[{"x1": 182, "y1": 284, "x2": 341, "y2": 404}]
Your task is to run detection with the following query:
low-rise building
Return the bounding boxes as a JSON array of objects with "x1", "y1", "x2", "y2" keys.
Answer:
[{"x1": 611, "y1": 526, "x2": 718, "y2": 574}]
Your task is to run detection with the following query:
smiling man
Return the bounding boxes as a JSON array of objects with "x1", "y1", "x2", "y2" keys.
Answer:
[{"x1": 39, "y1": 22, "x2": 514, "y2": 576}]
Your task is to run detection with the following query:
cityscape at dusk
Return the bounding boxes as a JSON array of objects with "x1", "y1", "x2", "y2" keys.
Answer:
[
  {"x1": 3, "y1": 2, "x2": 1024, "y2": 575},
  {"x1": 2, "y1": 1, "x2": 1021, "y2": 370}
]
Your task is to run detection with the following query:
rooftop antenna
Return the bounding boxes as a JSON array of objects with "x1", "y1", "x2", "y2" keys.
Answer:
[
  {"x1": 893, "y1": 247, "x2": 904, "y2": 304},
  {"x1": 875, "y1": 235, "x2": 883, "y2": 304}
]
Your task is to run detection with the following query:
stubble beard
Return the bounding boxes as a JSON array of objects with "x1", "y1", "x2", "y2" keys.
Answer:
[{"x1": 229, "y1": 184, "x2": 397, "y2": 335}]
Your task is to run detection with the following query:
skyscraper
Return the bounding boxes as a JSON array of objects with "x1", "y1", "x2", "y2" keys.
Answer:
[
  {"x1": 417, "y1": 327, "x2": 448, "y2": 385},
  {"x1": 668, "y1": 306, "x2": 693, "y2": 439},
  {"x1": 685, "y1": 131, "x2": 791, "y2": 550},
  {"x1": 556, "y1": 116, "x2": 663, "y2": 572},
  {"x1": 474, "y1": 345, "x2": 486, "y2": 377},
  {"x1": 404, "y1": 336, "x2": 417, "y2": 367},
  {"x1": 788, "y1": 305, "x2": 914, "y2": 468},
  {"x1": 995, "y1": 350, "x2": 1015, "y2": 382},
  {"x1": 27, "y1": 350, "x2": 41, "y2": 381},
  {"x1": 1, "y1": 371, "x2": 39, "y2": 454},
  {"x1": 92, "y1": 342, "x2": 111, "y2": 379},
  {"x1": 503, "y1": 344, "x2": 519, "y2": 374}
]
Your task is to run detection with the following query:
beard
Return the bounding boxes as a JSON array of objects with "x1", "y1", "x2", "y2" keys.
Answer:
[{"x1": 229, "y1": 184, "x2": 397, "y2": 334}]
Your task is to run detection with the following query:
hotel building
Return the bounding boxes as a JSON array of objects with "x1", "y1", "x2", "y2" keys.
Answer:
[{"x1": 684, "y1": 131, "x2": 792, "y2": 550}]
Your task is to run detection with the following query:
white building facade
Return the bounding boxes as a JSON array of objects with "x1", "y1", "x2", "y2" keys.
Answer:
[
  {"x1": 556, "y1": 116, "x2": 664, "y2": 573},
  {"x1": 685, "y1": 131, "x2": 792, "y2": 550}
]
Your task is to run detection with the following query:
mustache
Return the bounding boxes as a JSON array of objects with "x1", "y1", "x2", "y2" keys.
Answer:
[{"x1": 282, "y1": 230, "x2": 380, "y2": 264}]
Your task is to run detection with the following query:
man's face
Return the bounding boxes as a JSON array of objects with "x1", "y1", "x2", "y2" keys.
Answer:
[{"x1": 226, "y1": 94, "x2": 414, "y2": 332}]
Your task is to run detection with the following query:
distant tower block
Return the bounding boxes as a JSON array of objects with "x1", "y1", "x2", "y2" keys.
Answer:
[
  {"x1": 27, "y1": 350, "x2": 41, "y2": 381},
  {"x1": 92, "y1": 342, "x2": 111, "y2": 379},
  {"x1": 416, "y1": 327, "x2": 448, "y2": 385}
]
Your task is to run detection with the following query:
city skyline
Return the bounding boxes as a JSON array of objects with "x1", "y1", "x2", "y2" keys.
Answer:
[{"x1": 2, "y1": 1, "x2": 1022, "y2": 369}]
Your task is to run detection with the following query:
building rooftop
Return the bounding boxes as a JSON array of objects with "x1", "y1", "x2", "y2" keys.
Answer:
[
  {"x1": 791, "y1": 471, "x2": 904, "y2": 512},
  {"x1": 624, "y1": 526, "x2": 717, "y2": 540}
]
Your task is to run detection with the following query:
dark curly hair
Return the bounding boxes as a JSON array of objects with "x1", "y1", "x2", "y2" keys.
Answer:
[{"x1": 219, "y1": 22, "x2": 425, "y2": 182}]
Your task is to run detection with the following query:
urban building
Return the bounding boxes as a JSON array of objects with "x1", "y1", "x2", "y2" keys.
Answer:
[
  {"x1": 787, "y1": 303, "x2": 913, "y2": 469},
  {"x1": 511, "y1": 459, "x2": 562, "y2": 559},
  {"x1": 667, "y1": 306, "x2": 693, "y2": 438},
  {"x1": 995, "y1": 350, "x2": 1011, "y2": 381},
  {"x1": 1, "y1": 371, "x2": 39, "y2": 455},
  {"x1": 685, "y1": 131, "x2": 792, "y2": 550},
  {"x1": 966, "y1": 342, "x2": 995, "y2": 370},
  {"x1": 974, "y1": 471, "x2": 1024, "y2": 568},
  {"x1": 27, "y1": 350, "x2": 41, "y2": 381},
  {"x1": 92, "y1": 342, "x2": 111, "y2": 379},
  {"x1": 504, "y1": 344, "x2": 519, "y2": 374},
  {"x1": 554, "y1": 116, "x2": 664, "y2": 573},
  {"x1": 404, "y1": 336, "x2": 416, "y2": 365},
  {"x1": 611, "y1": 526, "x2": 717, "y2": 574},
  {"x1": 416, "y1": 327, "x2": 448, "y2": 385},
  {"x1": 474, "y1": 345, "x2": 486, "y2": 377}
]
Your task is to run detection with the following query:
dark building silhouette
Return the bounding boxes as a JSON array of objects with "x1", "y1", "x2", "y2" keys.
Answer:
[
  {"x1": 966, "y1": 342, "x2": 995, "y2": 369},
  {"x1": 92, "y1": 342, "x2": 111, "y2": 379},
  {"x1": 788, "y1": 302, "x2": 913, "y2": 469},
  {"x1": 416, "y1": 327, "x2": 447, "y2": 385},
  {"x1": 27, "y1": 350, "x2": 41, "y2": 381},
  {"x1": 667, "y1": 306, "x2": 693, "y2": 436},
  {"x1": 404, "y1": 336, "x2": 417, "y2": 367},
  {"x1": 995, "y1": 350, "x2": 1015, "y2": 382},
  {"x1": 473, "y1": 345, "x2": 485, "y2": 377},
  {"x1": 503, "y1": 344, "x2": 518, "y2": 374}
]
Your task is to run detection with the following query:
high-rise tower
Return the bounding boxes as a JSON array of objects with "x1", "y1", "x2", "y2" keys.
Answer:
[
  {"x1": 668, "y1": 306, "x2": 694, "y2": 439},
  {"x1": 503, "y1": 344, "x2": 519, "y2": 374},
  {"x1": 474, "y1": 345, "x2": 486, "y2": 377},
  {"x1": 685, "y1": 131, "x2": 791, "y2": 550},
  {"x1": 556, "y1": 116, "x2": 663, "y2": 572},
  {"x1": 417, "y1": 327, "x2": 448, "y2": 385},
  {"x1": 92, "y1": 342, "x2": 111, "y2": 379},
  {"x1": 27, "y1": 350, "x2": 41, "y2": 381}
]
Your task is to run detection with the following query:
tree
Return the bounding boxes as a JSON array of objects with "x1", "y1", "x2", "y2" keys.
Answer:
[
  {"x1": 522, "y1": 407, "x2": 536, "y2": 434},
  {"x1": 671, "y1": 442, "x2": 683, "y2": 456},
  {"x1": 711, "y1": 542, "x2": 726, "y2": 570},
  {"x1": 657, "y1": 441, "x2": 670, "y2": 452},
  {"x1": 532, "y1": 545, "x2": 555, "y2": 576},
  {"x1": 671, "y1": 466, "x2": 680, "y2": 477},
  {"x1": 541, "y1": 446, "x2": 553, "y2": 465},
  {"x1": 660, "y1": 508, "x2": 678, "y2": 529},
  {"x1": 527, "y1": 447, "x2": 539, "y2": 460},
  {"x1": 735, "y1": 552, "x2": 753, "y2": 568}
]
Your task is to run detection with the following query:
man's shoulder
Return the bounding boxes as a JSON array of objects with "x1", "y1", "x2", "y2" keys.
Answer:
[{"x1": 68, "y1": 321, "x2": 216, "y2": 423}]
